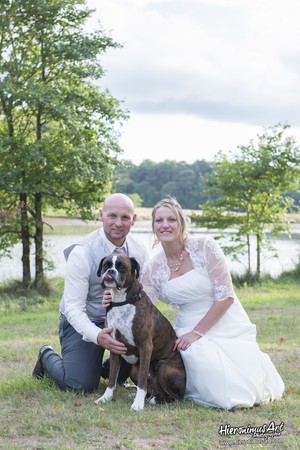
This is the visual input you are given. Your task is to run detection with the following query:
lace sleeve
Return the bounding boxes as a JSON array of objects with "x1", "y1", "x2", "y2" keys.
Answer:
[
  {"x1": 140, "y1": 251, "x2": 170, "y2": 304},
  {"x1": 204, "y1": 238, "x2": 235, "y2": 302},
  {"x1": 140, "y1": 261, "x2": 160, "y2": 304}
]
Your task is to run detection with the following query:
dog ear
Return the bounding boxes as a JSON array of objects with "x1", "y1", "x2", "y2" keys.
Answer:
[
  {"x1": 97, "y1": 257, "x2": 107, "y2": 277},
  {"x1": 130, "y1": 257, "x2": 140, "y2": 279}
]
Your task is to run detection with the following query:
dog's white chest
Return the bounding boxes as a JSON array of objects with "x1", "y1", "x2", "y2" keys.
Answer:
[{"x1": 107, "y1": 304, "x2": 136, "y2": 346}]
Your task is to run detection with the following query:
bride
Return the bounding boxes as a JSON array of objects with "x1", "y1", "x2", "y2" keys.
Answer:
[{"x1": 140, "y1": 196, "x2": 284, "y2": 409}]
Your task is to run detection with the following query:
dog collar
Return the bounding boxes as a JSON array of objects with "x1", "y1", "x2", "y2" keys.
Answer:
[{"x1": 108, "y1": 290, "x2": 145, "y2": 310}]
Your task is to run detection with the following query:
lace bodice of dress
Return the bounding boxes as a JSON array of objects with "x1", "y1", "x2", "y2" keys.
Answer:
[{"x1": 140, "y1": 236, "x2": 235, "y2": 305}]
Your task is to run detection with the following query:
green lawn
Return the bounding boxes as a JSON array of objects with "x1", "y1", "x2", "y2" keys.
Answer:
[{"x1": 0, "y1": 278, "x2": 299, "y2": 450}]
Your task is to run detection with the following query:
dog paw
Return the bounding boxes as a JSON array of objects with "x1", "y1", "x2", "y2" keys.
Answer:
[
  {"x1": 94, "y1": 387, "x2": 114, "y2": 404},
  {"x1": 130, "y1": 387, "x2": 147, "y2": 411},
  {"x1": 148, "y1": 396, "x2": 157, "y2": 405},
  {"x1": 130, "y1": 400, "x2": 145, "y2": 411},
  {"x1": 95, "y1": 395, "x2": 107, "y2": 404},
  {"x1": 95, "y1": 394, "x2": 113, "y2": 404},
  {"x1": 123, "y1": 382, "x2": 137, "y2": 389}
]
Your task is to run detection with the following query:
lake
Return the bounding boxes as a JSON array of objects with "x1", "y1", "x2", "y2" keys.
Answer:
[{"x1": 0, "y1": 223, "x2": 299, "y2": 281}]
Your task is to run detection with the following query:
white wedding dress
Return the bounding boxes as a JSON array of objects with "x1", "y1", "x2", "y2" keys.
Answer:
[{"x1": 141, "y1": 236, "x2": 285, "y2": 410}]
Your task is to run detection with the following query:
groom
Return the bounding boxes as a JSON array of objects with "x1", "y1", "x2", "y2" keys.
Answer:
[{"x1": 32, "y1": 193, "x2": 148, "y2": 392}]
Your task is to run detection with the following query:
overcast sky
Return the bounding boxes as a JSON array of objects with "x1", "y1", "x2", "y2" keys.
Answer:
[{"x1": 86, "y1": 0, "x2": 300, "y2": 164}]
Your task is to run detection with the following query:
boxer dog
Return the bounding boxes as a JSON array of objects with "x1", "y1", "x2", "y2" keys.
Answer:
[{"x1": 94, "y1": 254, "x2": 186, "y2": 411}]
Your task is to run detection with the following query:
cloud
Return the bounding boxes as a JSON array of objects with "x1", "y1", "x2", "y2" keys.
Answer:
[
  {"x1": 88, "y1": 0, "x2": 300, "y2": 124},
  {"x1": 116, "y1": 113, "x2": 268, "y2": 164},
  {"x1": 86, "y1": 0, "x2": 300, "y2": 162}
]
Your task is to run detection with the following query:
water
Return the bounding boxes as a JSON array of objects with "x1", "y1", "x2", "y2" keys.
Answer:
[{"x1": 0, "y1": 228, "x2": 299, "y2": 281}]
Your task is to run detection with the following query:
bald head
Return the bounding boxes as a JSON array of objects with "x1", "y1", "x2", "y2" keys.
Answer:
[
  {"x1": 99, "y1": 193, "x2": 137, "y2": 246},
  {"x1": 102, "y1": 193, "x2": 135, "y2": 213}
]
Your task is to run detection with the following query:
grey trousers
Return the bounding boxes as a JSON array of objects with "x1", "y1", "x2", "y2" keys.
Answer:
[{"x1": 41, "y1": 315, "x2": 105, "y2": 393}]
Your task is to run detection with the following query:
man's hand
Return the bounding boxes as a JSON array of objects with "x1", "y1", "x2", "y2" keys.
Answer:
[
  {"x1": 97, "y1": 327, "x2": 127, "y2": 354},
  {"x1": 102, "y1": 289, "x2": 112, "y2": 308}
]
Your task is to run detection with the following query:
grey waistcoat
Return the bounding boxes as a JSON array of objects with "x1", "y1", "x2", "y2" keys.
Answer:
[{"x1": 60, "y1": 229, "x2": 147, "y2": 323}]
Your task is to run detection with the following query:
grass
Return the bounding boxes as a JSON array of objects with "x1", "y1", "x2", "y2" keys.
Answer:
[{"x1": 0, "y1": 277, "x2": 299, "y2": 450}]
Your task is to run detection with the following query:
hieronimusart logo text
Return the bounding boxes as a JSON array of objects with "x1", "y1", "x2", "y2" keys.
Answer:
[{"x1": 218, "y1": 421, "x2": 284, "y2": 438}]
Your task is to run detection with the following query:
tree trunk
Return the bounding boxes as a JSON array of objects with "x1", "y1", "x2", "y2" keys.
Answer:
[
  {"x1": 247, "y1": 234, "x2": 251, "y2": 273},
  {"x1": 34, "y1": 95, "x2": 45, "y2": 289},
  {"x1": 34, "y1": 192, "x2": 44, "y2": 288},
  {"x1": 20, "y1": 193, "x2": 31, "y2": 288},
  {"x1": 256, "y1": 234, "x2": 261, "y2": 280}
]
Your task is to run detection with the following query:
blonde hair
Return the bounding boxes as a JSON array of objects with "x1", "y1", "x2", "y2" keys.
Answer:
[{"x1": 152, "y1": 196, "x2": 188, "y2": 246}]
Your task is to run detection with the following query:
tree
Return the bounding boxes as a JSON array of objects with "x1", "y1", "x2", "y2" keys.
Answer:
[
  {"x1": 191, "y1": 124, "x2": 300, "y2": 280},
  {"x1": 113, "y1": 159, "x2": 213, "y2": 208},
  {"x1": 0, "y1": 0, "x2": 126, "y2": 288}
]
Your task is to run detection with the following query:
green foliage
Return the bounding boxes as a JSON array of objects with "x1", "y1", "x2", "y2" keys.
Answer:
[
  {"x1": 192, "y1": 124, "x2": 300, "y2": 279},
  {"x1": 128, "y1": 193, "x2": 143, "y2": 208},
  {"x1": 0, "y1": 0, "x2": 125, "y2": 213},
  {"x1": 113, "y1": 154, "x2": 300, "y2": 212},
  {"x1": 113, "y1": 159, "x2": 214, "y2": 208},
  {"x1": 278, "y1": 259, "x2": 300, "y2": 282},
  {"x1": 0, "y1": 0, "x2": 127, "y2": 286}
]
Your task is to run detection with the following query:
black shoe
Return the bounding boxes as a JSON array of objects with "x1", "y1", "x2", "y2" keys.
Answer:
[{"x1": 32, "y1": 345, "x2": 53, "y2": 379}]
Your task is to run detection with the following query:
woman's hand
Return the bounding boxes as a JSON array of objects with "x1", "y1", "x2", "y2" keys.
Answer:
[
  {"x1": 173, "y1": 331, "x2": 201, "y2": 351},
  {"x1": 102, "y1": 289, "x2": 112, "y2": 308},
  {"x1": 173, "y1": 297, "x2": 234, "y2": 351}
]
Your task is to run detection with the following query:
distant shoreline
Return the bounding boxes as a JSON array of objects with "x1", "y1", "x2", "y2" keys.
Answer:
[
  {"x1": 43, "y1": 216, "x2": 152, "y2": 229},
  {"x1": 43, "y1": 212, "x2": 300, "y2": 237}
]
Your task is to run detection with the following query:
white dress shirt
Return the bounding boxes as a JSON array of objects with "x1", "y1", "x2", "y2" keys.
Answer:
[{"x1": 60, "y1": 228, "x2": 148, "y2": 344}]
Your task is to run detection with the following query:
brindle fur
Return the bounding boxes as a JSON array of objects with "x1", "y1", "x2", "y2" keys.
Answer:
[{"x1": 97, "y1": 255, "x2": 186, "y2": 406}]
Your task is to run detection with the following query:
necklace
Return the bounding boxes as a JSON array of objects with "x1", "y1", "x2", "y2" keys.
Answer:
[{"x1": 168, "y1": 250, "x2": 184, "y2": 272}]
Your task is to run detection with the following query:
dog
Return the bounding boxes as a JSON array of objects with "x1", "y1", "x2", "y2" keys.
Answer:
[{"x1": 94, "y1": 254, "x2": 186, "y2": 411}]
